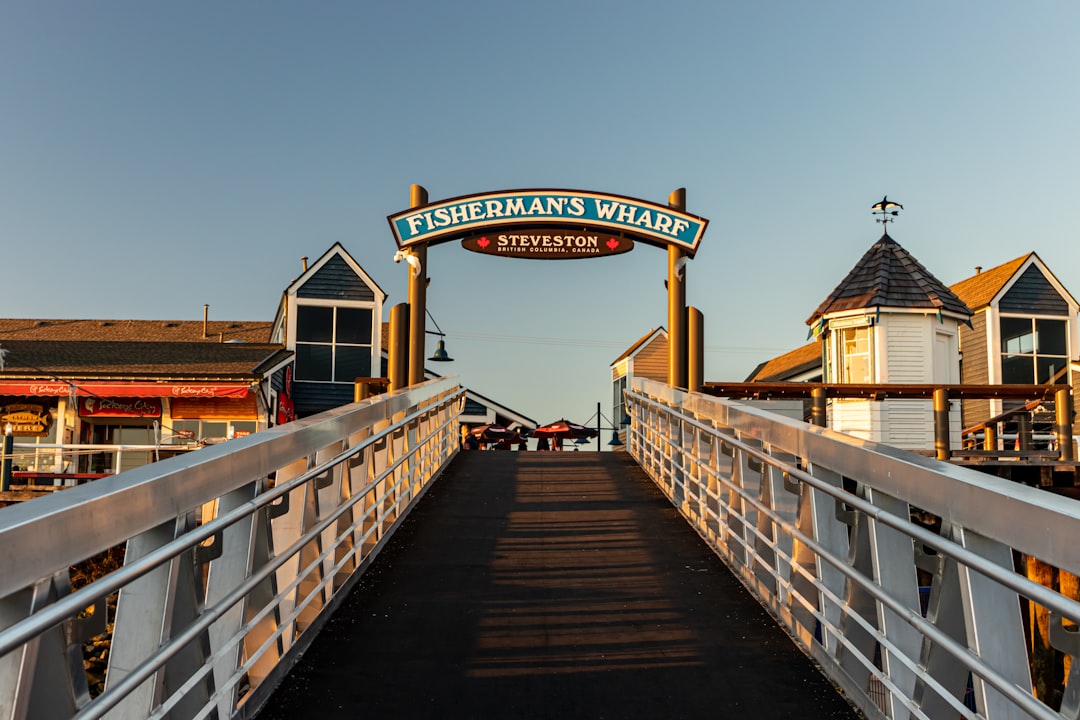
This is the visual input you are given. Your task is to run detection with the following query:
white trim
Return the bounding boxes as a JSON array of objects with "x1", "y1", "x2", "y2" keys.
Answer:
[{"x1": 285, "y1": 242, "x2": 387, "y2": 301}]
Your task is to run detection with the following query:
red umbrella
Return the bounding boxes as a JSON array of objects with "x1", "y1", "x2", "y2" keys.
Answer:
[{"x1": 531, "y1": 419, "x2": 598, "y2": 440}]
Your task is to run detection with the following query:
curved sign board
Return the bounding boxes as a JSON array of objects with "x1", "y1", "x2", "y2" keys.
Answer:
[
  {"x1": 460, "y1": 228, "x2": 634, "y2": 260},
  {"x1": 388, "y1": 189, "x2": 707, "y2": 258}
]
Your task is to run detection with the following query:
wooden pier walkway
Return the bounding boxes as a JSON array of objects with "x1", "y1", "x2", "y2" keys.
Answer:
[{"x1": 255, "y1": 451, "x2": 858, "y2": 719}]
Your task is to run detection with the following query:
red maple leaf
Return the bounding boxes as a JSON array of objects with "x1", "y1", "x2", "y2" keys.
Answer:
[
  {"x1": 606, "y1": 237, "x2": 619, "y2": 250},
  {"x1": 477, "y1": 236, "x2": 490, "y2": 249}
]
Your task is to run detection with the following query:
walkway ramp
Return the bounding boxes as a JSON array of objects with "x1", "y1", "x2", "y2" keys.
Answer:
[{"x1": 256, "y1": 452, "x2": 857, "y2": 719}]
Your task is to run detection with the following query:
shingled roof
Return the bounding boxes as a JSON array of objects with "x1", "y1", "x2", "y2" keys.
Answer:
[
  {"x1": 0, "y1": 319, "x2": 280, "y2": 380},
  {"x1": 745, "y1": 341, "x2": 822, "y2": 382},
  {"x1": 948, "y1": 254, "x2": 1031, "y2": 311},
  {"x1": 807, "y1": 234, "x2": 972, "y2": 325}
]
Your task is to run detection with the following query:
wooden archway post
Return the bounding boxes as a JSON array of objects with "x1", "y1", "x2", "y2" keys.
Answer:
[
  {"x1": 408, "y1": 184, "x2": 429, "y2": 387},
  {"x1": 667, "y1": 188, "x2": 688, "y2": 389}
]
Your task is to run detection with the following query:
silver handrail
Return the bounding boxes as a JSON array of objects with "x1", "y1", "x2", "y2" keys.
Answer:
[
  {"x1": 0, "y1": 377, "x2": 463, "y2": 720},
  {"x1": 626, "y1": 377, "x2": 1080, "y2": 720}
]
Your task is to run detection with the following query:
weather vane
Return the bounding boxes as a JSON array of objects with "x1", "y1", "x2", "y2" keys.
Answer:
[{"x1": 872, "y1": 195, "x2": 903, "y2": 225}]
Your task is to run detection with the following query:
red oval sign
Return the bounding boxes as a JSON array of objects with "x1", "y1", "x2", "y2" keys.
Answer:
[{"x1": 460, "y1": 229, "x2": 634, "y2": 260}]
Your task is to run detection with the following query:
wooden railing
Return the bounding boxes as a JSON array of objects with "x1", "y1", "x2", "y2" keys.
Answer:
[{"x1": 701, "y1": 382, "x2": 1074, "y2": 462}]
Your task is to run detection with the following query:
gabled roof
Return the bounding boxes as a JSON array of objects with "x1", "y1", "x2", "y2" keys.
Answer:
[
  {"x1": 285, "y1": 242, "x2": 386, "y2": 300},
  {"x1": 745, "y1": 341, "x2": 822, "y2": 382},
  {"x1": 611, "y1": 327, "x2": 667, "y2": 366},
  {"x1": 949, "y1": 254, "x2": 1029, "y2": 310},
  {"x1": 807, "y1": 234, "x2": 971, "y2": 324},
  {"x1": 948, "y1": 253, "x2": 1058, "y2": 311}
]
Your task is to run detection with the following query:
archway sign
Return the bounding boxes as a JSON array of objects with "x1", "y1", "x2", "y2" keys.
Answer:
[
  {"x1": 386, "y1": 187, "x2": 709, "y2": 392},
  {"x1": 388, "y1": 189, "x2": 707, "y2": 260}
]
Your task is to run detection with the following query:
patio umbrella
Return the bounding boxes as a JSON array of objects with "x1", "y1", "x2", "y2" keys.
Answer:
[
  {"x1": 531, "y1": 419, "x2": 598, "y2": 441},
  {"x1": 470, "y1": 424, "x2": 527, "y2": 446}
]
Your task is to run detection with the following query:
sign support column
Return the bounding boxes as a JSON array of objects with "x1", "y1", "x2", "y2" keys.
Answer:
[
  {"x1": 408, "y1": 184, "x2": 428, "y2": 387},
  {"x1": 667, "y1": 188, "x2": 688, "y2": 389}
]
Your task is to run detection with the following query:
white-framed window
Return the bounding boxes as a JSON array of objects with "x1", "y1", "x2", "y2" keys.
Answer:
[
  {"x1": 835, "y1": 326, "x2": 873, "y2": 383},
  {"x1": 294, "y1": 304, "x2": 374, "y2": 382},
  {"x1": 1000, "y1": 316, "x2": 1068, "y2": 384}
]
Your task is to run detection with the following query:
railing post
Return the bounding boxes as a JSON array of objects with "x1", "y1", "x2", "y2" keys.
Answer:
[
  {"x1": 811, "y1": 386, "x2": 827, "y2": 427},
  {"x1": 388, "y1": 303, "x2": 409, "y2": 391},
  {"x1": 1018, "y1": 413, "x2": 1032, "y2": 452},
  {"x1": 1, "y1": 425, "x2": 12, "y2": 492},
  {"x1": 1056, "y1": 386, "x2": 1074, "y2": 461},
  {"x1": 934, "y1": 387, "x2": 951, "y2": 461}
]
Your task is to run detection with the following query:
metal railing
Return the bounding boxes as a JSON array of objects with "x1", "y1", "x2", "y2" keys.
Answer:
[
  {"x1": 0, "y1": 377, "x2": 463, "y2": 720},
  {"x1": 626, "y1": 377, "x2": 1080, "y2": 720}
]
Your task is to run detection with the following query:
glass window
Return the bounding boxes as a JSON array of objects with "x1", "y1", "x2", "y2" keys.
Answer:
[
  {"x1": 1037, "y1": 319, "x2": 1067, "y2": 356},
  {"x1": 295, "y1": 304, "x2": 374, "y2": 383},
  {"x1": 336, "y1": 345, "x2": 371, "y2": 380},
  {"x1": 335, "y1": 307, "x2": 373, "y2": 345},
  {"x1": 1000, "y1": 316, "x2": 1068, "y2": 384},
  {"x1": 837, "y1": 327, "x2": 872, "y2": 383},
  {"x1": 296, "y1": 344, "x2": 333, "y2": 381},
  {"x1": 296, "y1": 306, "x2": 333, "y2": 342}
]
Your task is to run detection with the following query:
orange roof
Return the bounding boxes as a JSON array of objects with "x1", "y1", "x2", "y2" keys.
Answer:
[
  {"x1": 948, "y1": 254, "x2": 1031, "y2": 311},
  {"x1": 745, "y1": 341, "x2": 822, "y2": 382}
]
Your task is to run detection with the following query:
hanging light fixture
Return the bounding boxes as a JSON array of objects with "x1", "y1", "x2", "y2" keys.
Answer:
[
  {"x1": 428, "y1": 338, "x2": 453, "y2": 362},
  {"x1": 425, "y1": 309, "x2": 453, "y2": 362},
  {"x1": 608, "y1": 432, "x2": 623, "y2": 447}
]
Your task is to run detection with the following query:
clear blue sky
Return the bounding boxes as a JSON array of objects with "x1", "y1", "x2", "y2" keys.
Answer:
[{"x1": 3, "y1": 2, "x2": 1078, "y2": 428}]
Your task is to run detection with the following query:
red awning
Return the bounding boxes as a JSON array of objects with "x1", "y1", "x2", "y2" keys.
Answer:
[{"x1": 0, "y1": 381, "x2": 252, "y2": 399}]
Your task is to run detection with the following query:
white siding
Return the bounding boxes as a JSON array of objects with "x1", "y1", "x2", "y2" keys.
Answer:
[
  {"x1": 882, "y1": 314, "x2": 931, "y2": 383},
  {"x1": 831, "y1": 400, "x2": 877, "y2": 442}
]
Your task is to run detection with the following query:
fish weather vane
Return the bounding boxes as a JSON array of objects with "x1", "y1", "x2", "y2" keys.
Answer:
[{"x1": 872, "y1": 195, "x2": 903, "y2": 225}]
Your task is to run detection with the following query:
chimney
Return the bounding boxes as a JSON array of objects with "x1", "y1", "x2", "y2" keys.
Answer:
[
  {"x1": 203, "y1": 304, "x2": 209, "y2": 339},
  {"x1": 301, "y1": 256, "x2": 308, "y2": 272},
  {"x1": 975, "y1": 266, "x2": 982, "y2": 275}
]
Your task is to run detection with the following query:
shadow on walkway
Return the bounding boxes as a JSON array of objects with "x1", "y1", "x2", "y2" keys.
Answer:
[{"x1": 256, "y1": 452, "x2": 858, "y2": 719}]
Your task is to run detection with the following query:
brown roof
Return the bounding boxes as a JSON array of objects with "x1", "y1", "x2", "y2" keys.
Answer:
[
  {"x1": 745, "y1": 341, "x2": 822, "y2": 382},
  {"x1": 0, "y1": 319, "x2": 280, "y2": 380},
  {"x1": 808, "y1": 234, "x2": 971, "y2": 324},
  {"x1": 0, "y1": 318, "x2": 273, "y2": 343},
  {"x1": 948, "y1": 254, "x2": 1031, "y2": 311},
  {"x1": 611, "y1": 328, "x2": 666, "y2": 365}
]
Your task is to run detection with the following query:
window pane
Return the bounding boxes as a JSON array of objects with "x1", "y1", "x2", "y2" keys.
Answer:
[
  {"x1": 230, "y1": 421, "x2": 257, "y2": 438},
  {"x1": 171, "y1": 420, "x2": 199, "y2": 442},
  {"x1": 296, "y1": 306, "x2": 334, "y2": 342},
  {"x1": 335, "y1": 346, "x2": 371, "y2": 381},
  {"x1": 840, "y1": 327, "x2": 872, "y2": 383},
  {"x1": 201, "y1": 422, "x2": 227, "y2": 440},
  {"x1": 1001, "y1": 317, "x2": 1034, "y2": 355},
  {"x1": 296, "y1": 344, "x2": 333, "y2": 380},
  {"x1": 1001, "y1": 354, "x2": 1035, "y2": 383},
  {"x1": 1036, "y1": 319, "x2": 1067, "y2": 356},
  {"x1": 1038, "y1": 356, "x2": 1066, "y2": 384},
  {"x1": 336, "y1": 307, "x2": 373, "y2": 345}
]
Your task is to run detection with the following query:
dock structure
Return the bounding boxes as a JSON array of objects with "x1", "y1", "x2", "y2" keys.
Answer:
[{"x1": 256, "y1": 451, "x2": 859, "y2": 720}]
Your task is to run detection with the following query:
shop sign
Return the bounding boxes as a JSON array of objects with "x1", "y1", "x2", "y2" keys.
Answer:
[
  {"x1": 80, "y1": 397, "x2": 162, "y2": 418},
  {"x1": 388, "y1": 189, "x2": 708, "y2": 257},
  {"x1": 0, "y1": 403, "x2": 53, "y2": 437},
  {"x1": 460, "y1": 228, "x2": 633, "y2": 260}
]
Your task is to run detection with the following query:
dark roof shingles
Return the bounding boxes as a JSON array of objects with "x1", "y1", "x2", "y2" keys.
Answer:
[{"x1": 807, "y1": 234, "x2": 971, "y2": 324}]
